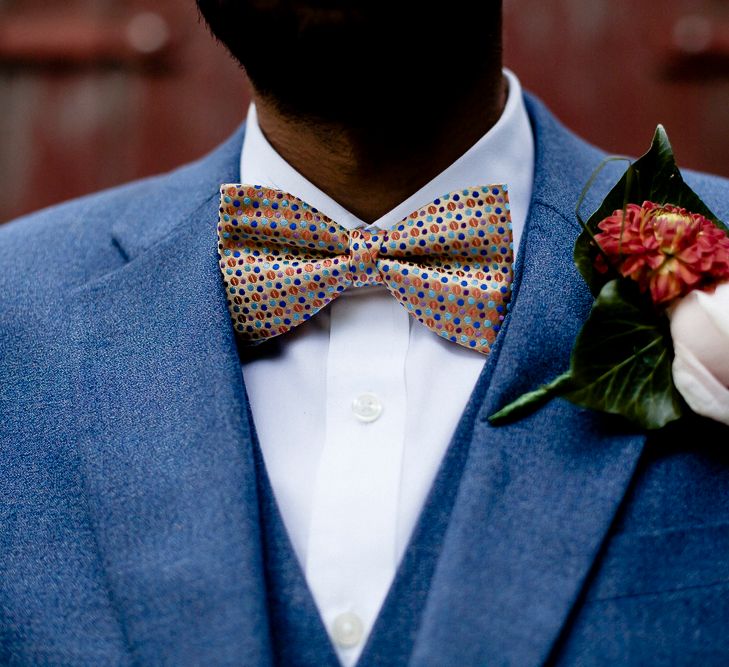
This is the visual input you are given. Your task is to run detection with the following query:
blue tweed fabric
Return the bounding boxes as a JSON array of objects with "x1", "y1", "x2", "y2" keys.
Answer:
[{"x1": 1, "y1": 94, "x2": 728, "y2": 666}]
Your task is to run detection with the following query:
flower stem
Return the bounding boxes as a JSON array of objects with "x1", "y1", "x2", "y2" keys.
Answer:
[
  {"x1": 575, "y1": 155, "x2": 632, "y2": 270},
  {"x1": 488, "y1": 371, "x2": 575, "y2": 425}
]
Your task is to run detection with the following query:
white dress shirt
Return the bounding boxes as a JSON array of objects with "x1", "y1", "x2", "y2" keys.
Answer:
[{"x1": 239, "y1": 68, "x2": 534, "y2": 666}]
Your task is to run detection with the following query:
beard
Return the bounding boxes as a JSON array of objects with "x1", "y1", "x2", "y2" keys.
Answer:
[{"x1": 196, "y1": 0, "x2": 502, "y2": 128}]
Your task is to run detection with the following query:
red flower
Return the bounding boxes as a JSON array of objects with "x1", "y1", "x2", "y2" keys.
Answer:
[{"x1": 593, "y1": 201, "x2": 729, "y2": 305}]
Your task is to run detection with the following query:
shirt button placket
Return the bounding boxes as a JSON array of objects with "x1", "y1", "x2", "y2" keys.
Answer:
[{"x1": 305, "y1": 287, "x2": 409, "y2": 667}]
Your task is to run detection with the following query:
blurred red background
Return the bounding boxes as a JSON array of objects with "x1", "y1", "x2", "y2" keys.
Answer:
[{"x1": 1, "y1": 0, "x2": 729, "y2": 223}]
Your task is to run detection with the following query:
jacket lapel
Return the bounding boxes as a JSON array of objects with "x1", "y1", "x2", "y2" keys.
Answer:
[
  {"x1": 67, "y1": 126, "x2": 274, "y2": 665},
  {"x1": 410, "y1": 96, "x2": 647, "y2": 666}
]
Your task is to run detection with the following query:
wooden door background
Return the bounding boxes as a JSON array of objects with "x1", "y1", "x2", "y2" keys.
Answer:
[{"x1": 1, "y1": 0, "x2": 729, "y2": 223}]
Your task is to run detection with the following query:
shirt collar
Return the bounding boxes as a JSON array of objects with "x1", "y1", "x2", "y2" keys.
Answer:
[{"x1": 240, "y1": 68, "x2": 534, "y2": 257}]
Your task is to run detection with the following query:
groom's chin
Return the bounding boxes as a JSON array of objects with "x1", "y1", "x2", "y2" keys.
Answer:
[{"x1": 197, "y1": 0, "x2": 503, "y2": 126}]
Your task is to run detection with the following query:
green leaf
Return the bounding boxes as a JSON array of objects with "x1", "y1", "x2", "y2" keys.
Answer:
[
  {"x1": 489, "y1": 279, "x2": 682, "y2": 429},
  {"x1": 574, "y1": 125, "x2": 728, "y2": 297},
  {"x1": 561, "y1": 279, "x2": 683, "y2": 429}
]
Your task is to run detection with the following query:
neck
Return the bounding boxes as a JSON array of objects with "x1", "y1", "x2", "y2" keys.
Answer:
[{"x1": 252, "y1": 71, "x2": 508, "y2": 224}]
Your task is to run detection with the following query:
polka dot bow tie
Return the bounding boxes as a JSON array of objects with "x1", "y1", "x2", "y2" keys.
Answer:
[{"x1": 217, "y1": 184, "x2": 514, "y2": 354}]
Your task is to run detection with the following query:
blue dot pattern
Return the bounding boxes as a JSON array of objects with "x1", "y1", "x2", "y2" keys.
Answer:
[{"x1": 217, "y1": 184, "x2": 514, "y2": 354}]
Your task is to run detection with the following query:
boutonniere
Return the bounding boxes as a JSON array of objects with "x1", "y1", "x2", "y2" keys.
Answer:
[{"x1": 490, "y1": 126, "x2": 729, "y2": 429}]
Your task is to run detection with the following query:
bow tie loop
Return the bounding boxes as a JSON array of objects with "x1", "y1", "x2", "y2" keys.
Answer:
[{"x1": 347, "y1": 228, "x2": 383, "y2": 288}]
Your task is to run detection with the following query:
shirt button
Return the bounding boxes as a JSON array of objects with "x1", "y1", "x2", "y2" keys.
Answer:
[
  {"x1": 351, "y1": 392, "x2": 383, "y2": 422},
  {"x1": 330, "y1": 611, "x2": 364, "y2": 648}
]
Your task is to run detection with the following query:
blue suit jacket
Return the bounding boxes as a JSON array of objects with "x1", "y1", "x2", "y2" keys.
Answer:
[{"x1": 1, "y1": 93, "x2": 729, "y2": 666}]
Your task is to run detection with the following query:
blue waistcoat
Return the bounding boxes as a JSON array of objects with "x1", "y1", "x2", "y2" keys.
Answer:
[{"x1": 252, "y1": 375, "x2": 474, "y2": 666}]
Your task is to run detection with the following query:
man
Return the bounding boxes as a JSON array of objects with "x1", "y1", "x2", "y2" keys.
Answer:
[{"x1": 1, "y1": 1, "x2": 728, "y2": 665}]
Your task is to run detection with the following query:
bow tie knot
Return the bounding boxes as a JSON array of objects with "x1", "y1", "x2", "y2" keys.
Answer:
[
  {"x1": 347, "y1": 228, "x2": 383, "y2": 287},
  {"x1": 217, "y1": 184, "x2": 514, "y2": 354}
]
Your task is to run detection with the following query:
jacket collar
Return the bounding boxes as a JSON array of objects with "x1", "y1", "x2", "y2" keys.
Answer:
[{"x1": 110, "y1": 122, "x2": 246, "y2": 260}]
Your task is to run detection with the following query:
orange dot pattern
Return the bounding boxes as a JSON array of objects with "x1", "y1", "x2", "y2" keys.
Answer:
[{"x1": 217, "y1": 184, "x2": 514, "y2": 355}]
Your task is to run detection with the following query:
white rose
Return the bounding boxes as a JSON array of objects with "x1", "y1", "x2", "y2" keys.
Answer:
[{"x1": 669, "y1": 281, "x2": 729, "y2": 425}]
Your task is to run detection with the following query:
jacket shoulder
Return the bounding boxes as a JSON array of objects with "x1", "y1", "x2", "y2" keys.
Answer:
[
  {"x1": 524, "y1": 93, "x2": 729, "y2": 225},
  {"x1": 0, "y1": 123, "x2": 245, "y2": 305},
  {"x1": 1, "y1": 173, "x2": 163, "y2": 301}
]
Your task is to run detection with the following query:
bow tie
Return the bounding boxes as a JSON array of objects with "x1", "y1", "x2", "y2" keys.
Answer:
[{"x1": 217, "y1": 184, "x2": 514, "y2": 355}]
